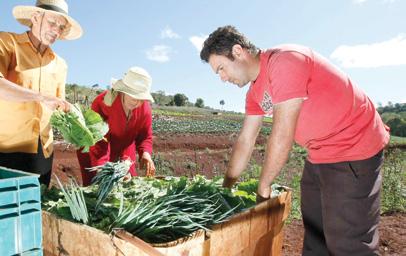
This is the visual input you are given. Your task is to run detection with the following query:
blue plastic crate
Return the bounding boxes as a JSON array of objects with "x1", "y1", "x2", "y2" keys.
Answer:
[{"x1": 0, "y1": 167, "x2": 43, "y2": 256}]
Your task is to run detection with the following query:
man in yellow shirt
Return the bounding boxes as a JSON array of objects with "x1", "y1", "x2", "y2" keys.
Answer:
[{"x1": 0, "y1": 0, "x2": 82, "y2": 186}]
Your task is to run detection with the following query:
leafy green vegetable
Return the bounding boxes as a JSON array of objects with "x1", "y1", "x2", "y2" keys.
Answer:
[{"x1": 50, "y1": 103, "x2": 108, "y2": 152}]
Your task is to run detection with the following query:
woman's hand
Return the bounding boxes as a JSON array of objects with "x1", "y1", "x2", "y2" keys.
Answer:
[{"x1": 140, "y1": 152, "x2": 156, "y2": 177}]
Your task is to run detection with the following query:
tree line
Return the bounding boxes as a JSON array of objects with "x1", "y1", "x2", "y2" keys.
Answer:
[
  {"x1": 65, "y1": 84, "x2": 226, "y2": 110},
  {"x1": 377, "y1": 102, "x2": 406, "y2": 137}
]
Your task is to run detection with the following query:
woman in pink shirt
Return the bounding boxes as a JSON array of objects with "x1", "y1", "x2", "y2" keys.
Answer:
[{"x1": 77, "y1": 67, "x2": 155, "y2": 186}]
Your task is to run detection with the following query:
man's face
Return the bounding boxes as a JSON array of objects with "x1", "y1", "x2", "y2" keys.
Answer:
[
  {"x1": 31, "y1": 12, "x2": 68, "y2": 45},
  {"x1": 208, "y1": 53, "x2": 251, "y2": 88}
]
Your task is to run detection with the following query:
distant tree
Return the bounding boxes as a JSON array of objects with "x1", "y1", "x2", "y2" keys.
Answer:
[
  {"x1": 195, "y1": 98, "x2": 204, "y2": 108},
  {"x1": 166, "y1": 95, "x2": 175, "y2": 106},
  {"x1": 173, "y1": 93, "x2": 188, "y2": 106},
  {"x1": 387, "y1": 118, "x2": 406, "y2": 137},
  {"x1": 378, "y1": 103, "x2": 406, "y2": 137},
  {"x1": 220, "y1": 99, "x2": 225, "y2": 110},
  {"x1": 71, "y1": 84, "x2": 78, "y2": 103},
  {"x1": 152, "y1": 90, "x2": 172, "y2": 106}
]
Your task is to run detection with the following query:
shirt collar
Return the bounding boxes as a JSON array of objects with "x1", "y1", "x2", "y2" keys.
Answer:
[{"x1": 16, "y1": 32, "x2": 56, "y2": 58}]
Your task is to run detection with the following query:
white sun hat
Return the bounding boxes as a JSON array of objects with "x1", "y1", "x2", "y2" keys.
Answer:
[
  {"x1": 13, "y1": 0, "x2": 83, "y2": 40},
  {"x1": 112, "y1": 67, "x2": 154, "y2": 103}
]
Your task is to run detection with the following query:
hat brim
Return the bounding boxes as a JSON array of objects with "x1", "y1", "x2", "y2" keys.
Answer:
[
  {"x1": 113, "y1": 79, "x2": 155, "y2": 103},
  {"x1": 12, "y1": 6, "x2": 83, "y2": 40}
]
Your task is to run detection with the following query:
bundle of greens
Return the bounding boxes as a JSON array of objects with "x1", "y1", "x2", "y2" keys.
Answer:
[
  {"x1": 54, "y1": 175, "x2": 89, "y2": 224},
  {"x1": 114, "y1": 189, "x2": 235, "y2": 243},
  {"x1": 50, "y1": 103, "x2": 108, "y2": 152},
  {"x1": 88, "y1": 160, "x2": 132, "y2": 211}
]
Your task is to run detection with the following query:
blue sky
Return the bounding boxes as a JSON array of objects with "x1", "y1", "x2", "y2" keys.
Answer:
[{"x1": 1, "y1": 0, "x2": 405, "y2": 112}]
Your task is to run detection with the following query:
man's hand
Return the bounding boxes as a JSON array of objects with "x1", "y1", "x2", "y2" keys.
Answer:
[
  {"x1": 41, "y1": 95, "x2": 71, "y2": 112},
  {"x1": 222, "y1": 176, "x2": 238, "y2": 188},
  {"x1": 256, "y1": 185, "x2": 271, "y2": 204},
  {"x1": 140, "y1": 152, "x2": 156, "y2": 177}
]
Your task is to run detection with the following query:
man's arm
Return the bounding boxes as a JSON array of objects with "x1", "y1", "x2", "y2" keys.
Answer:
[
  {"x1": 257, "y1": 98, "x2": 303, "y2": 198},
  {"x1": 223, "y1": 115, "x2": 263, "y2": 188},
  {"x1": 0, "y1": 77, "x2": 70, "y2": 111}
]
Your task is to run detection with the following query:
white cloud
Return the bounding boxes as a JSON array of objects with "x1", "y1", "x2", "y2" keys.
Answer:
[
  {"x1": 161, "y1": 26, "x2": 180, "y2": 39},
  {"x1": 330, "y1": 34, "x2": 406, "y2": 68},
  {"x1": 353, "y1": 0, "x2": 397, "y2": 4},
  {"x1": 146, "y1": 45, "x2": 172, "y2": 63},
  {"x1": 353, "y1": 0, "x2": 368, "y2": 4},
  {"x1": 189, "y1": 35, "x2": 208, "y2": 52}
]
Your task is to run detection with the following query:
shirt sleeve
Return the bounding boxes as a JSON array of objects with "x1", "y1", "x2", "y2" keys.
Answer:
[
  {"x1": 0, "y1": 32, "x2": 12, "y2": 78},
  {"x1": 88, "y1": 92, "x2": 111, "y2": 166},
  {"x1": 135, "y1": 102, "x2": 153, "y2": 156},
  {"x1": 56, "y1": 60, "x2": 67, "y2": 99},
  {"x1": 89, "y1": 138, "x2": 111, "y2": 167},
  {"x1": 91, "y1": 93, "x2": 108, "y2": 120},
  {"x1": 268, "y1": 51, "x2": 311, "y2": 104},
  {"x1": 245, "y1": 87, "x2": 264, "y2": 115}
]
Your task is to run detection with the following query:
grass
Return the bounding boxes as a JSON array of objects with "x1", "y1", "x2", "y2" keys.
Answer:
[
  {"x1": 381, "y1": 148, "x2": 406, "y2": 213},
  {"x1": 390, "y1": 135, "x2": 406, "y2": 146}
]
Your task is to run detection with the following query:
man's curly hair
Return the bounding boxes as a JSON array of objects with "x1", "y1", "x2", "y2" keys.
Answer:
[{"x1": 200, "y1": 25, "x2": 258, "y2": 62}]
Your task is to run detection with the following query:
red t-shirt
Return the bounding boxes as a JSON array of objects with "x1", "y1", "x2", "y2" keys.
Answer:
[{"x1": 246, "y1": 45, "x2": 389, "y2": 163}]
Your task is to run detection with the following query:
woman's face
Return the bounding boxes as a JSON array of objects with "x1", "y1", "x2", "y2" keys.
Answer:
[{"x1": 122, "y1": 93, "x2": 143, "y2": 110}]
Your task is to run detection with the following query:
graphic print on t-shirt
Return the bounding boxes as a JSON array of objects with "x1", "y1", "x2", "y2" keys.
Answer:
[{"x1": 261, "y1": 91, "x2": 273, "y2": 114}]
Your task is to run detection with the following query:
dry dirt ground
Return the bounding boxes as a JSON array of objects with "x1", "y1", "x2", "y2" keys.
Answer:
[{"x1": 52, "y1": 133, "x2": 406, "y2": 255}]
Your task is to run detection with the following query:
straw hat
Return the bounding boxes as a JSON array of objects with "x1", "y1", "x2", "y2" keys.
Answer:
[
  {"x1": 112, "y1": 67, "x2": 154, "y2": 103},
  {"x1": 13, "y1": 0, "x2": 83, "y2": 40}
]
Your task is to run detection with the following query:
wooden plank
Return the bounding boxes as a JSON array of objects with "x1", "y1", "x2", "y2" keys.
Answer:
[
  {"x1": 268, "y1": 191, "x2": 292, "y2": 256},
  {"x1": 248, "y1": 199, "x2": 271, "y2": 255},
  {"x1": 153, "y1": 231, "x2": 205, "y2": 256},
  {"x1": 42, "y1": 211, "x2": 154, "y2": 256},
  {"x1": 209, "y1": 211, "x2": 251, "y2": 256},
  {"x1": 206, "y1": 191, "x2": 291, "y2": 256},
  {"x1": 114, "y1": 229, "x2": 165, "y2": 256}
]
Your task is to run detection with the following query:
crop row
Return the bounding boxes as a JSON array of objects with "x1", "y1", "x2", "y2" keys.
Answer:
[{"x1": 152, "y1": 117, "x2": 271, "y2": 134}]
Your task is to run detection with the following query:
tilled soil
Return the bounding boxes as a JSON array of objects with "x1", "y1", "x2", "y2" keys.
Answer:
[{"x1": 282, "y1": 213, "x2": 406, "y2": 256}]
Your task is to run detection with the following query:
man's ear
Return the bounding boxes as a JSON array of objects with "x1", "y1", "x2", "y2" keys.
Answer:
[
  {"x1": 30, "y1": 11, "x2": 42, "y2": 26},
  {"x1": 232, "y1": 44, "x2": 243, "y2": 59}
]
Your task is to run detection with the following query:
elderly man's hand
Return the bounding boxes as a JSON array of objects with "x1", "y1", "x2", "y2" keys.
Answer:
[
  {"x1": 41, "y1": 95, "x2": 71, "y2": 112},
  {"x1": 140, "y1": 152, "x2": 156, "y2": 177}
]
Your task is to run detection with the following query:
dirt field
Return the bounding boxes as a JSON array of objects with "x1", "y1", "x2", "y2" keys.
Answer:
[{"x1": 52, "y1": 133, "x2": 406, "y2": 255}]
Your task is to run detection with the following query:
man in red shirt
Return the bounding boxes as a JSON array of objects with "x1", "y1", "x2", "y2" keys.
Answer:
[
  {"x1": 200, "y1": 26, "x2": 389, "y2": 255},
  {"x1": 77, "y1": 67, "x2": 155, "y2": 186}
]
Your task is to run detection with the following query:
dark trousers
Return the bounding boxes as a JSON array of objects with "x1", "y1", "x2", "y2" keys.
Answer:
[
  {"x1": 0, "y1": 139, "x2": 53, "y2": 187},
  {"x1": 301, "y1": 150, "x2": 383, "y2": 256}
]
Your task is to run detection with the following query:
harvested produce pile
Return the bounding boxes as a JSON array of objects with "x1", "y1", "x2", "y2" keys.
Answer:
[
  {"x1": 42, "y1": 171, "x2": 284, "y2": 243},
  {"x1": 50, "y1": 103, "x2": 108, "y2": 152}
]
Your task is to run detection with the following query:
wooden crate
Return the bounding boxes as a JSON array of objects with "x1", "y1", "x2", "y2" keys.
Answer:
[{"x1": 42, "y1": 190, "x2": 291, "y2": 256}]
